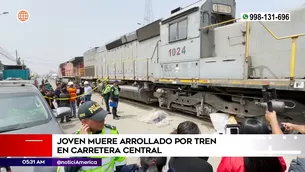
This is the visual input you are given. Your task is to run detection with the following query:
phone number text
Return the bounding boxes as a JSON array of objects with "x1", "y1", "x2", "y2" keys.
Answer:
[{"x1": 241, "y1": 12, "x2": 290, "y2": 21}]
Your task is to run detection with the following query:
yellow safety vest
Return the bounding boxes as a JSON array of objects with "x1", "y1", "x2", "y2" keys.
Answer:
[
  {"x1": 113, "y1": 86, "x2": 119, "y2": 96},
  {"x1": 103, "y1": 85, "x2": 111, "y2": 95},
  {"x1": 57, "y1": 125, "x2": 127, "y2": 172}
]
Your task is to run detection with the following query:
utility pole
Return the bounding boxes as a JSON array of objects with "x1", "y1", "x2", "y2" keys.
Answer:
[
  {"x1": 143, "y1": 0, "x2": 153, "y2": 25},
  {"x1": 15, "y1": 50, "x2": 18, "y2": 65},
  {"x1": 0, "y1": 60, "x2": 3, "y2": 70},
  {"x1": 16, "y1": 50, "x2": 22, "y2": 65}
]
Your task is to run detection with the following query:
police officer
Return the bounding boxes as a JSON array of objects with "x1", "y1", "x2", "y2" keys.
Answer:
[
  {"x1": 101, "y1": 81, "x2": 111, "y2": 114},
  {"x1": 57, "y1": 101, "x2": 126, "y2": 172},
  {"x1": 110, "y1": 80, "x2": 121, "y2": 120}
]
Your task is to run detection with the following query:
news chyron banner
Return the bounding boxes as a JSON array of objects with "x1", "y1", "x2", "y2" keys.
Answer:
[{"x1": 0, "y1": 134, "x2": 304, "y2": 159}]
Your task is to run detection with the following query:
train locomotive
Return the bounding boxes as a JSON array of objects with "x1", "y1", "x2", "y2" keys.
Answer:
[{"x1": 82, "y1": 0, "x2": 305, "y2": 125}]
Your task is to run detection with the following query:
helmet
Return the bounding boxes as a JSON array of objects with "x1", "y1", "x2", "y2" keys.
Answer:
[
  {"x1": 84, "y1": 81, "x2": 89, "y2": 85},
  {"x1": 68, "y1": 82, "x2": 73, "y2": 86}
]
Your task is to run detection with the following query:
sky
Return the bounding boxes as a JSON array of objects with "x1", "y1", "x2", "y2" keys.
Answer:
[{"x1": 0, "y1": 0, "x2": 304, "y2": 74}]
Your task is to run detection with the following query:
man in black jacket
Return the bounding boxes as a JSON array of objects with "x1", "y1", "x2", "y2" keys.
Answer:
[
  {"x1": 169, "y1": 121, "x2": 213, "y2": 172},
  {"x1": 40, "y1": 85, "x2": 55, "y2": 110},
  {"x1": 76, "y1": 83, "x2": 84, "y2": 107},
  {"x1": 59, "y1": 84, "x2": 71, "y2": 123},
  {"x1": 54, "y1": 82, "x2": 62, "y2": 106}
]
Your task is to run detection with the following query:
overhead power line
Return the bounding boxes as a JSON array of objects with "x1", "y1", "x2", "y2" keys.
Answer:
[
  {"x1": 0, "y1": 45, "x2": 66, "y2": 67},
  {"x1": 0, "y1": 51, "x2": 15, "y2": 62},
  {"x1": 0, "y1": 46, "x2": 15, "y2": 60}
]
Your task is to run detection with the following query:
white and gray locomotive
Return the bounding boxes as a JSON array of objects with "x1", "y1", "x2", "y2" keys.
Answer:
[{"x1": 81, "y1": 0, "x2": 305, "y2": 126}]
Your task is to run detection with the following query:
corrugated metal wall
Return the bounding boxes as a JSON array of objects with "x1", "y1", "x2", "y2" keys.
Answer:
[
  {"x1": 83, "y1": 47, "x2": 98, "y2": 77},
  {"x1": 65, "y1": 62, "x2": 74, "y2": 76}
]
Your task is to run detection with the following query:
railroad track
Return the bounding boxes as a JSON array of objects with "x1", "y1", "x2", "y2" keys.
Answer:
[
  {"x1": 118, "y1": 96, "x2": 213, "y2": 126},
  {"x1": 116, "y1": 96, "x2": 298, "y2": 134}
]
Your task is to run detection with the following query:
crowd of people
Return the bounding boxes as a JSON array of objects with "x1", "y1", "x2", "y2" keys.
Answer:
[
  {"x1": 39, "y1": 79, "x2": 93, "y2": 123},
  {"x1": 38, "y1": 78, "x2": 305, "y2": 172},
  {"x1": 121, "y1": 111, "x2": 305, "y2": 172},
  {"x1": 55, "y1": 99, "x2": 305, "y2": 172}
]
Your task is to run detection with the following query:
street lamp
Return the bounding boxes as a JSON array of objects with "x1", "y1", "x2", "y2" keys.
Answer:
[{"x1": 0, "y1": 12, "x2": 9, "y2": 15}]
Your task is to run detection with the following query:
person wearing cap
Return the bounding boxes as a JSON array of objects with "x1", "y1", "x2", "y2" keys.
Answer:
[
  {"x1": 45, "y1": 79, "x2": 53, "y2": 91},
  {"x1": 110, "y1": 80, "x2": 121, "y2": 120},
  {"x1": 67, "y1": 81, "x2": 77, "y2": 118},
  {"x1": 59, "y1": 83, "x2": 71, "y2": 123},
  {"x1": 40, "y1": 84, "x2": 55, "y2": 110},
  {"x1": 84, "y1": 81, "x2": 92, "y2": 102},
  {"x1": 56, "y1": 101, "x2": 127, "y2": 172}
]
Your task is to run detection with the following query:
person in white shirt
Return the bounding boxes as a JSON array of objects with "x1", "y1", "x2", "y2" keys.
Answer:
[{"x1": 84, "y1": 81, "x2": 92, "y2": 102}]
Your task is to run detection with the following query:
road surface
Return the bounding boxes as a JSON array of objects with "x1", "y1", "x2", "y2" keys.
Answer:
[{"x1": 49, "y1": 79, "x2": 295, "y2": 171}]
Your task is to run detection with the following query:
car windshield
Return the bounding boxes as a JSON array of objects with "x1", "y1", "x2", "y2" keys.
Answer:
[{"x1": 0, "y1": 92, "x2": 51, "y2": 132}]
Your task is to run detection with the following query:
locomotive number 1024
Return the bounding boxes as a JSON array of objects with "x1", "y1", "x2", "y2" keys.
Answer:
[{"x1": 168, "y1": 46, "x2": 186, "y2": 56}]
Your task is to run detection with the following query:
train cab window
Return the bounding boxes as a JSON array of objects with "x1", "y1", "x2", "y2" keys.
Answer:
[
  {"x1": 211, "y1": 14, "x2": 234, "y2": 26},
  {"x1": 169, "y1": 18, "x2": 187, "y2": 42},
  {"x1": 169, "y1": 23, "x2": 177, "y2": 42},
  {"x1": 178, "y1": 19, "x2": 187, "y2": 40}
]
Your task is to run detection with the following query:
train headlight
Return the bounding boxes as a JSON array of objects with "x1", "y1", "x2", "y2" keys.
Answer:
[{"x1": 212, "y1": 4, "x2": 232, "y2": 14}]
